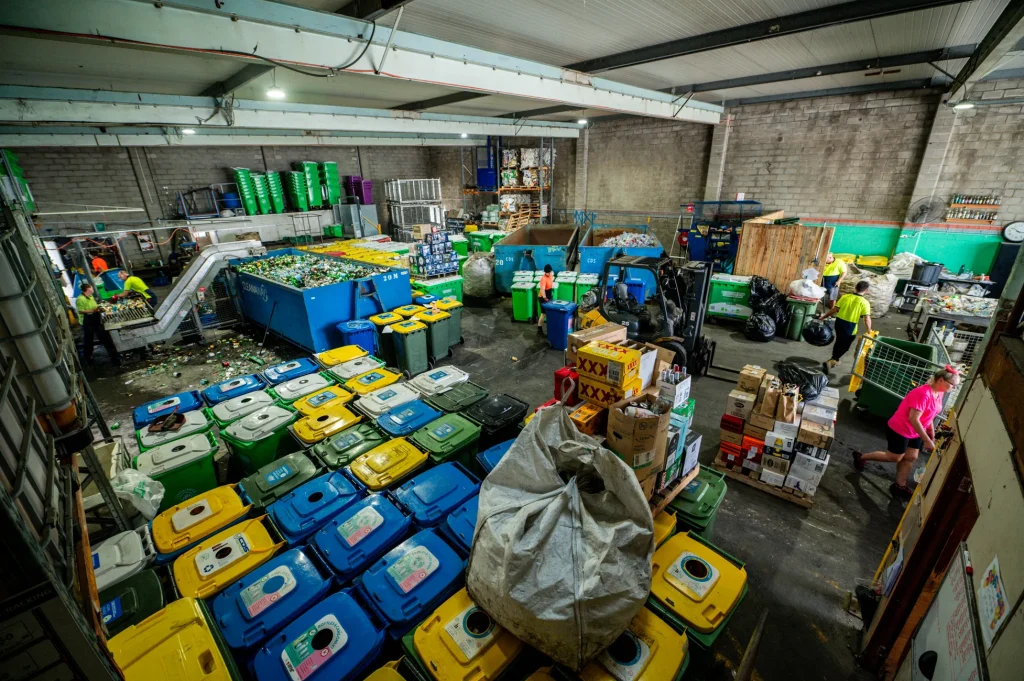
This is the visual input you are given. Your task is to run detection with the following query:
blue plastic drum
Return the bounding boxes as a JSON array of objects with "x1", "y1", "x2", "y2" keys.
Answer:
[
  {"x1": 309, "y1": 494, "x2": 412, "y2": 585},
  {"x1": 267, "y1": 471, "x2": 365, "y2": 545}
]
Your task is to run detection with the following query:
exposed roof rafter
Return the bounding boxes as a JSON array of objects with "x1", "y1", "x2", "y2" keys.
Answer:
[{"x1": 336, "y1": 0, "x2": 415, "y2": 21}]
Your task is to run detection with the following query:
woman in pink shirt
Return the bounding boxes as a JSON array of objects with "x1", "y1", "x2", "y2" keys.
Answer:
[{"x1": 853, "y1": 366, "x2": 959, "y2": 499}]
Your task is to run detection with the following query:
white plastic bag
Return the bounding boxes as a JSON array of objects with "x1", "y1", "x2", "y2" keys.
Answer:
[
  {"x1": 466, "y1": 406, "x2": 655, "y2": 670},
  {"x1": 463, "y1": 252, "x2": 495, "y2": 298},
  {"x1": 788, "y1": 277, "x2": 826, "y2": 299},
  {"x1": 110, "y1": 469, "x2": 165, "y2": 519}
]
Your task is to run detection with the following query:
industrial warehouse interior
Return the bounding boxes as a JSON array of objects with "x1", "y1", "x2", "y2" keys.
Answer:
[{"x1": 3, "y1": 1, "x2": 1024, "y2": 681}]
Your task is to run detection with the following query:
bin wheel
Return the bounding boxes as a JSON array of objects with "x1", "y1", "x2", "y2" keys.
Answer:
[
  {"x1": 447, "y1": 349, "x2": 454, "y2": 358},
  {"x1": 403, "y1": 370, "x2": 412, "y2": 380},
  {"x1": 459, "y1": 336, "x2": 465, "y2": 345}
]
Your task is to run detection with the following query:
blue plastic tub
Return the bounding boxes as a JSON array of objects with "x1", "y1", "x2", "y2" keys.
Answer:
[
  {"x1": 336, "y1": 320, "x2": 377, "y2": 355},
  {"x1": 475, "y1": 439, "x2": 515, "y2": 475},
  {"x1": 309, "y1": 494, "x2": 412, "y2": 585},
  {"x1": 212, "y1": 547, "x2": 333, "y2": 651},
  {"x1": 625, "y1": 277, "x2": 647, "y2": 302},
  {"x1": 440, "y1": 495, "x2": 478, "y2": 557},
  {"x1": 376, "y1": 400, "x2": 442, "y2": 437},
  {"x1": 262, "y1": 358, "x2": 319, "y2": 386},
  {"x1": 267, "y1": 471, "x2": 365, "y2": 545},
  {"x1": 355, "y1": 529, "x2": 465, "y2": 638},
  {"x1": 251, "y1": 590, "x2": 384, "y2": 681},
  {"x1": 202, "y1": 375, "x2": 267, "y2": 406},
  {"x1": 391, "y1": 462, "x2": 480, "y2": 529},
  {"x1": 222, "y1": 191, "x2": 242, "y2": 209},
  {"x1": 132, "y1": 390, "x2": 203, "y2": 429},
  {"x1": 543, "y1": 300, "x2": 577, "y2": 351}
]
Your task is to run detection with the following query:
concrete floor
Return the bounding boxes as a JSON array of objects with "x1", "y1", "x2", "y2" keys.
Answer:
[{"x1": 84, "y1": 299, "x2": 918, "y2": 681}]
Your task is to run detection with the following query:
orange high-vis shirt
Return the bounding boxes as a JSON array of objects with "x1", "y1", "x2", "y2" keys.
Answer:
[
  {"x1": 538, "y1": 273, "x2": 554, "y2": 298},
  {"x1": 91, "y1": 256, "x2": 109, "y2": 273}
]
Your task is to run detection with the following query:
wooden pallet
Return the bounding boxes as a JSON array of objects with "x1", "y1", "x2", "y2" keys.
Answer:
[
  {"x1": 712, "y1": 457, "x2": 814, "y2": 509},
  {"x1": 649, "y1": 464, "x2": 701, "y2": 516}
]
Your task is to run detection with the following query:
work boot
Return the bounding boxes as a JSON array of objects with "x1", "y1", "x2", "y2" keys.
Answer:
[
  {"x1": 822, "y1": 358, "x2": 838, "y2": 374},
  {"x1": 890, "y1": 482, "x2": 913, "y2": 499}
]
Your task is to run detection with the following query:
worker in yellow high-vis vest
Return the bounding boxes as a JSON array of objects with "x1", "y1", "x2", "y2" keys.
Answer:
[
  {"x1": 118, "y1": 270, "x2": 159, "y2": 308},
  {"x1": 821, "y1": 253, "x2": 846, "y2": 306}
]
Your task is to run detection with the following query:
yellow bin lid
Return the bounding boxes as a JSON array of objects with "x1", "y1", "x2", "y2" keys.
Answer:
[
  {"x1": 413, "y1": 588, "x2": 523, "y2": 681},
  {"x1": 650, "y1": 532, "x2": 747, "y2": 634},
  {"x1": 395, "y1": 304, "x2": 426, "y2": 318},
  {"x1": 364, "y1": 666, "x2": 405, "y2": 681},
  {"x1": 345, "y1": 368, "x2": 401, "y2": 395},
  {"x1": 525, "y1": 670, "x2": 558, "y2": 681},
  {"x1": 349, "y1": 437, "x2": 427, "y2": 491},
  {"x1": 151, "y1": 485, "x2": 251, "y2": 556},
  {"x1": 369, "y1": 312, "x2": 403, "y2": 325},
  {"x1": 291, "y1": 405, "x2": 362, "y2": 445},
  {"x1": 578, "y1": 607, "x2": 688, "y2": 681},
  {"x1": 653, "y1": 510, "x2": 676, "y2": 548},
  {"x1": 392, "y1": 320, "x2": 427, "y2": 335},
  {"x1": 316, "y1": 345, "x2": 368, "y2": 367},
  {"x1": 434, "y1": 298, "x2": 463, "y2": 311},
  {"x1": 108, "y1": 598, "x2": 235, "y2": 681},
  {"x1": 414, "y1": 310, "x2": 451, "y2": 323},
  {"x1": 172, "y1": 516, "x2": 284, "y2": 599},
  {"x1": 293, "y1": 385, "x2": 355, "y2": 417}
]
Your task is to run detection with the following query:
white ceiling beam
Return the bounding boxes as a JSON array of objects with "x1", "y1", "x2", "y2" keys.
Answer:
[
  {"x1": 0, "y1": 0, "x2": 720, "y2": 124},
  {"x1": 0, "y1": 133, "x2": 480, "y2": 147}
]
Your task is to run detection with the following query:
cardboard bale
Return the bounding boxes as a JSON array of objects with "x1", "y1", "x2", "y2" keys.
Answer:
[
  {"x1": 748, "y1": 411, "x2": 776, "y2": 431},
  {"x1": 568, "y1": 401, "x2": 606, "y2": 436},
  {"x1": 576, "y1": 340, "x2": 643, "y2": 387},
  {"x1": 566, "y1": 323, "x2": 628, "y2": 365},
  {"x1": 737, "y1": 365, "x2": 767, "y2": 393},
  {"x1": 725, "y1": 390, "x2": 755, "y2": 420},
  {"x1": 607, "y1": 391, "x2": 670, "y2": 479},
  {"x1": 798, "y1": 420, "x2": 834, "y2": 449},
  {"x1": 578, "y1": 375, "x2": 642, "y2": 408},
  {"x1": 761, "y1": 454, "x2": 791, "y2": 477},
  {"x1": 720, "y1": 429, "x2": 744, "y2": 446},
  {"x1": 759, "y1": 469, "x2": 786, "y2": 487}
]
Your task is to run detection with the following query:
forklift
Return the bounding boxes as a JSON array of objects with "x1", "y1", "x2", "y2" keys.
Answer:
[{"x1": 594, "y1": 255, "x2": 716, "y2": 377}]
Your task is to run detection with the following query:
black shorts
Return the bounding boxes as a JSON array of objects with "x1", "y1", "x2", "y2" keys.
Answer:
[{"x1": 886, "y1": 425, "x2": 922, "y2": 455}]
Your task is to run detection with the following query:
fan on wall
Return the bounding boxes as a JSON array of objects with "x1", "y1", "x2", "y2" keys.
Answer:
[{"x1": 907, "y1": 196, "x2": 946, "y2": 223}]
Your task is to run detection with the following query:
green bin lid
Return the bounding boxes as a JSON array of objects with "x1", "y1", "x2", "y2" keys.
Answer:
[
  {"x1": 424, "y1": 381, "x2": 488, "y2": 413},
  {"x1": 311, "y1": 422, "x2": 388, "y2": 470},
  {"x1": 668, "y1": 467, "x2": 726, "y2": 523},
  {"x1": 409, "y1": 414, "x2": 480, "y2": 457},
  {"x1": 512, "y1": 281, "x2": 536, "y2": 290},
  {"x1": 240, "y1": 452, "x2": 319, "y2": 507},
  {"x1": 98, "y1": 569, "x2": 166, "y2": 638}
]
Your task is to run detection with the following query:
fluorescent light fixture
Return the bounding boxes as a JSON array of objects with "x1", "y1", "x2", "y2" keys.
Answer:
[
  {"x1": 181, "y1": 128, "x2": 196, "y2": 134},
  {"x1": 577, "y1": 119, "x2": 588, "y2": 125},
  {"x1": 266, "y1": 87, "x2": 286, "y2": 99},
  {"x1": 952, "y1": 101, "x2": 974, "y2": 110},
  {"x1": 460, "y1": 133, "x2": 468, "y2": 138}
]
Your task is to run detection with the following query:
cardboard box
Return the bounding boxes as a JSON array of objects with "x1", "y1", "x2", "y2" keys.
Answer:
[
  {"x1": 720, "y1": 442, "x2": 742, "y2": 467},
  {"x1": 566, "y1": 323, "x2": 628, "y2": 365},
  {"x1": 756, "y1": 373, "x2": 778, "y2": 405},
  {"x1": 681, "y1": 430, "x2": 701, "y2": 478},
  {"x1": 657, "y1": 425, "x2": 686, "y2": 493},
  {"x1": 576, "y1": 341, "x2": 642, "y2": 387},
  {"x1": 725, "y1": 390, "x2": 756, "y2": 420},
  {"x1": 762, "y1": 445, "x2": 792, "y2": 461},
  {"x1": 797, "y1": 420, "x2": 834, "y2": 449},
  {"x1": 639, "y1": 473, "x2": 657, "y2": 501},
  {"x1": 819, "y1": 386, "x2": 840, "y2": 400},
  {"x1": 657, "y1": 372, "x2": 692, "y2": 410},
  {"x1": 568, "y1": 401, "x2": 606, "y2": 436},
  {"x1": 783, "y1": 474, "x2": 818, "y2": 496},
  {"x1": 759, "y1": 469, "x2": 786, "y2": 487},
  {"x1": 639, "y1": 343, "x2": 675, "y2": 390},
  {"x1": 773, "y1": 420, "x2": 800, "y2": 439},
  {"x1": 803, "y1": 404, "x2": 836, "y2": 426},
  {"x1": 578, "y1": 375, "x2": 642, "y2": 408},
  {"x1": 743, "y1": 423, "x2": 768, "y2": 441},
  {"x1": 748, "y1": 411, "x2": 776, "y2": 431},
  {"x1": 790, "y1": 452, "x2": 830, "y2": 484},
  {"x1": 737, "y1": 365, "x2": 767, "y2": 394},
  {"x1": 794, "y1": 441, "x2": 830, "y2": 461},
  {"x1": 807, "y1": 393, "x2": 839, "y2": 412},
  {"x1": 720, "y1": 428, "x2": 744, "y2": 446},
  {"x1": 607, "y1": 391, "x2": 670, "y2": 477},
  {"x1": 741, "y1": 459, "x2": 761, "y2": 474},
  {"x1": 761, "y1": 454, "x2": 791, "y2": 477},
  {"x1": 720, "y1": 413, "x2": 744, "y2": 431},
  {"x1": 764, "y1": 430, "x2": 794, "y2": 453},
  {"x1": 741, "y1": 436, "x2": 764, "y2": 464}
]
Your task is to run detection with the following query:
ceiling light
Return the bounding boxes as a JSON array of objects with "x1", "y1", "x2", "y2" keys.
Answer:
[
  {"x1": 266, "y1": 86, "x2": 286, "y2": 99},
  {"x1": 181, "y1": 128, "x2": 196, "y2": 134},
  {"x1": 461, "y1": 133, "x2": 468, "y2": 138},
  {"x1": 577, "y1": 119, "x2": 588, "y2": 125},
  {"x1": 953, "y1": 101, "x2": 975, "y2": 110}
]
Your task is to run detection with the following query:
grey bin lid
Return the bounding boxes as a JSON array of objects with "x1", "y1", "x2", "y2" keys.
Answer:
[
  {"x1": 136, "y1": 434, "x2": 216, "y2": 476},
  {"x1": 409, "y1": 366, "x2": 470, "y2": 396},
  {"x1": 226, "y1": 405, "x2": 296, "y2": 442},
  {"x1": 211, "y1": 390, "x2": 276, "y2": 422},
  {"x1": 138, "y1": 411, "x2": 210, "y2": 449},
  {"x1": 354, "y1": 383, "x2": 421, "y2": 418},
  {"x1": 330, "y1": 356, "x2": 385, "y2": 380},
  {"x1": 90, "y1": 526, "x2": 155, "y2": 592},
  {"x1": 274, "y1": 374, "x2": 331, "y2": 402}
]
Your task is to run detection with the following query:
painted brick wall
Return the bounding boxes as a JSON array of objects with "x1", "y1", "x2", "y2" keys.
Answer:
[{"x1": 721, "y1": 88, "x2": 941, "y2": 221}]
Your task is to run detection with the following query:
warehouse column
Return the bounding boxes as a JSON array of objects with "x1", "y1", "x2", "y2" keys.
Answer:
[
  {"x1": 126, "y1": 148, "x2": 163, "y2": 221},
  {"x1": 574, "y1": 127, "x2": 589, "y2": 210},
  {"x1": 904, "y1": 99, "x2": 958, "y2": 219},
  {"x1": 703, "y1": 114, "x2": 732, "y2": 202}
]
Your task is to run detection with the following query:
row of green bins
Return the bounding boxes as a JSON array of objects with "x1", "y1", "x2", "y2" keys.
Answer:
[
  {"x1": 554, "y1": 272, "x2": 576, "y2": 302},
  {"x1": 231, "y1": 167, "x2": 259, "y2": 216},
  {"x1": 434, "y1": 298, "x2": 464, "y2": 348},
  {"x1": 414, "y1": 275, "x2": 464, "y2": 302},
  {"x1": 133, "y1": 431, "x2": 220, "y2": 512},
  {"x1": 512, "y1": 281, "x2": 536, "y2": 321},
  {"x1": 285, "y1": 171, "x2": 309, "y2": 211},
  {"x1": 409, "y1": 413, "x2": 481, "y2": 468},
  {"x1": 310, "y1": 421, "x2": 388, "y2": 470},
  {"x1": 575, "y1": 274, "x2": 599, "y2": 303},
  {"x1": 785, "y1": 296, "x2": 819, "y2": 341},
  {"x1": 294, "y1": 161, "x2": 322, "y2": 208},
  {"x1": 220, "y1": 404, "x2": 300, "y2": 474},
  {"x1": 320, "y1": 161, "x2": 341, "y2": 204},
  {"x1": 424, "y1": 381, "x2": 487, "y2": 413},
  {"x1": 265, "y1": 170, "x2": 285, "y2": 213},
  {"x1": 251, "y1": 173, "x2": 272, "y2": 215},
  {"x1": 392, "y1": 319, "x2": 430, "y2": 377},
  {"x1": 450, "y1": 234, "x2": 469, "y2": 256},
  {"x1": 415, "y1": 309, "x2": 452, "y2": 363},
  {"x1": 370, "y1": 311, "x2": 403, "y2": 366},
  {"x1": 667, "y1": 467, "x2": 727, "y2": 540}
]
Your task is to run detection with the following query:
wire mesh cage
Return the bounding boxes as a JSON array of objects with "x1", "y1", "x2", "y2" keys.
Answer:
[
  {"x1": 384, "y1": 179, "x2": 442, "y2": 204},
  {"x1": 177, "y1": 270, "x2": 242, "y2": 337},
  {"x1": 926, "y1": 327, "x2": 984, "y2": 370},
  {"x1": 386, "y1": 203, "x2": 444, "y2": 226}
]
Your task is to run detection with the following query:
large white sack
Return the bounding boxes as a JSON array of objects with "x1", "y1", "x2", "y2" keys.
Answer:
[
  {"x1": 463, "y1": 252, "x2": 495, "y2": 298},
  {"x1": 466, "y1": 406, "x2": 655, "y2": 671},
  {"x1": 839, "y1": 263, "x2": 898, "y2": 318}
]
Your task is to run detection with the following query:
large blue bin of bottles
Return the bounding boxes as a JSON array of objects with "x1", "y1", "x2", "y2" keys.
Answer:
[
  {"x1": 231, "y1": 248, "x2": 412, "y2": 353},
  {"x1": 492, "y1": 224, "x2": 580, "y2": 294},
  {"x1": 577, "y1": 225, "x2": 663, "y2": 298}
]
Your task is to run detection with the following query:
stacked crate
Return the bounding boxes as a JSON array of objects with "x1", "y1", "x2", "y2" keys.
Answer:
[
  {"x1": 231, "y1": 167, "x2": 259, "y2": 216},
  {"x1": 251, "y1": 174, "x2": 272, "y2": 215},
  {"x1": 285, "y1": 171, "x2": 309, "y2": 212},
  {"x1": 320, "y1": 162, "x2": 342, "y2": 205},
  {"x1": 265, "y1": 171, "x2": 285, "y2": 213},
  {"x1": 294, "y1": 161, "x2": 323, "y2": 208}
]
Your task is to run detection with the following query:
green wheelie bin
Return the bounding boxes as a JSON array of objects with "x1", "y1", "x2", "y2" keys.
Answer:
[{"x1": 409, "y1": 413, "x2": 482, "y2": 468}]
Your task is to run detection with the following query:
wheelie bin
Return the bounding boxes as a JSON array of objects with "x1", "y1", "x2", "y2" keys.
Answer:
[{"x1": 391, "y1": 320, "x2": 430, "y2": 377}]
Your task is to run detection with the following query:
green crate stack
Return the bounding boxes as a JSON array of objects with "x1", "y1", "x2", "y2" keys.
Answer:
[
  {"x1": 293, "y1": 161, "x2": 322, "y2": 208},
  {"x1": 319, "y1": 162, "x2": 342, "y2": 205},
  {"x1": 285, "y1": 171, "x2": 309, "y2": 212},
  {"x1": 265, "y1": 170, "x2": 285, "y2": 213},
  {"x1": 0, "y1": 150, "x2": 35, "y2": 213},
  {"x1": 251, "y1": 174, "x2": 273, "y2": 215},
  {"x1": 231, "y1": 167, "x2": 259, "y2": 216}
]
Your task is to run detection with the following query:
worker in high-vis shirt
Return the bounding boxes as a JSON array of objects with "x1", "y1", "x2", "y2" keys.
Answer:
[
  {"x1": 819, "y1": 280, "x2": 872, "y2": 374},
  {"x1": 91, "y1": 253, "x2": 110, "y2": 274},
  {"x1": 118, "y1": 270, "x2": 158, "y2": 308},
  {"x1": 821, "y1": 253, "x2": 846, "y2": 305},
  {"x1": 75, "y1": 283, "x2": 120, "y2": 366}
]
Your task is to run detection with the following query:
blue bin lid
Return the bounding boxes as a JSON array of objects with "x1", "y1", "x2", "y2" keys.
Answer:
[
  {"x1": 376, "y1": 400, "x2": 442, "y2": 437},
  {"x1": 251, "y1": 590, "x2": 384, "y2": 681},
  {"x1": 391, "y1": 463, "x2": 480, "y2": 528},
  {"x1": 262, "y1": 358, "x2": 319, "y2": 386},
  {"x1": 413, "y1": 295, "x2": 438, "y2": 304},
  {"x1": 212, "y1": 547, "x2": 333, "y2": 651},
  {"x1": 476, "y1": 439, "x2": 515, "y2": 474},
  {"x1": 443, "y1": 495, "x2": 479, "y2": 555},
  {"x1": 356, "y1": 529, "x2": 464, "y2": 634},
  {"x1": 202, "y1": 374, "x2": 266, "y2": 405},
  {"x1": 132, "y1": 390, "x2": 203, "y2": 429},
  {"x1": 267, "y1": 472, "x2": 365, "y2": 545},
  {"x1": 310, "y1": 494, "x2": 411, "y2": 583},
  {"x1": 545, "y1": 300, "x2": 578, "y2": 313},
  {"x1": 338, "y1": 320, "x2": 375, "y2": 333}
]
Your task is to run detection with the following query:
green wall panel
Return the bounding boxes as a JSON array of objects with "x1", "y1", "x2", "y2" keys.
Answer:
[
  {"x1": 825, "y1": 224, "x2": 901, "y2": 257},
  {"x1": 895, "y1": 230, "x2": 1002, "y2": 275}
]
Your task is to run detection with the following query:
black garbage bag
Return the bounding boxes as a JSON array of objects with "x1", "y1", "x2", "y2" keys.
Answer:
[
  {"x1": 749, "y1": 276, "x2": 778, "y2": 309},
  {"x1": 744, "y1": 312, "x2": 776, "y2": 342},
  {"x1": 761, "y1": 292, "x2": 792, "y2": 329},
  {"x1": 778, "y1": 362, "x2": 829, "y2": 400},
  {"x1": 802, "y1": 319, "x2": 835, "y2": 346}
]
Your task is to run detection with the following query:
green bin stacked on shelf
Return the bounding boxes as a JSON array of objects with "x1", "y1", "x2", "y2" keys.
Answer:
[
  {"x1": 320, "y1": 162, "x2": 342, "y2": 205},
  {"x1": 231, "y1": 167, "x2": 259, "y2": 216},
  {"x1": 285, "y1": 171, "x2": 309, "y2": 211},
  {"x1": 0, "y1": 150, "x2": 35, "y2": 212},
  {"x1": 251, "y1": 174, "x2": 272, "y2": 215},
  {"x1": 294, "y1": 161, "x2": 322, "y2": 208},
  {"x1": 265, "y1": 170, "x2": 285, "y2": 213}
]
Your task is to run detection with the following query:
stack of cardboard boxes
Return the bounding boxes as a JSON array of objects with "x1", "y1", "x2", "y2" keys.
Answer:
[
  {"x1": 719, "y1": 365, "x2": 839, "y2": 498},
  {"x1": 409, "y1": 228, "x2": 459, "y2": 277}
]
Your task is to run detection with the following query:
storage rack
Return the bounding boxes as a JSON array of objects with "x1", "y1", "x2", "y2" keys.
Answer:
[
  {"x1": 384, "y1": 178, "x2": 444, "y2": 242},
  {"x1": 498, "y1": 138, "x2": 556, "y2": 225}
]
